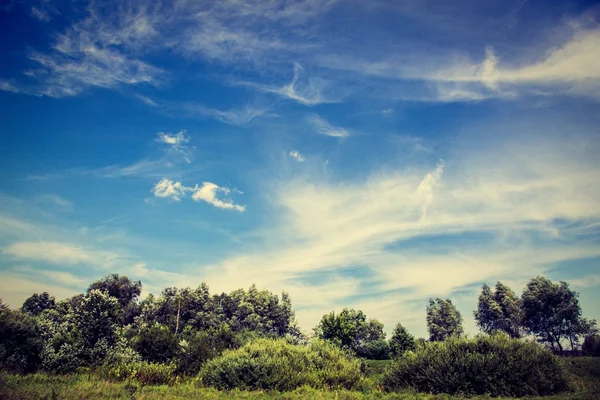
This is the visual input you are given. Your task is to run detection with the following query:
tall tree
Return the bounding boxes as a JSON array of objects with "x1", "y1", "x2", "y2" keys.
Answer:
[
  {"x1": 21, "y1": 292, "x2": 56, "y2": 316},
  {"x1": 521, "y1": 276, "x2": 582, "y2": 353},
  {"x1": 474, "y1": 282, "x2": 523, "y2": 338},
  {"x1": 389, "y1": 323, "x2": 416, "y2": 357},
  {"x1": 427, "y1": 298, "x2": 463, "y2": 341},
  {"x1": 88, "y1": 273, "x2": 142, "y2": 308}
]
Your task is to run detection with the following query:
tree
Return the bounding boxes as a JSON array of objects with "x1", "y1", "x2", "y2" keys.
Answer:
[
  {"x1": 389, "y1": 323, "x2": 416, "y2": 357},
  {"x1": 474, "y1": 282, "x2": 523, "y2": 338},
  {"x1": 0, "y1": 307, "x2": 43, "y2": 372},
  {"x1": 88, "y1": 273, "x2": 142, "y2": 308},
  {"x1": 74, "y1": 289, "x2": 120, "y2": 363},
  {"x1": 21, "y1": 292, "x2": 56, "y2": 316},
  {"x1": 314, "y1": 308, "x2": 386, "y2": 356},
  {"x1": 521, "y1": 276, "x2": 583, "y2": 353},
  {"x1": 427, "y1": 298, "x2": 463, "y2": 341}
]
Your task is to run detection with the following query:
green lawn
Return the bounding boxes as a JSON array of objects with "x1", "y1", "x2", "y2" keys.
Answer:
[{"x1": 1, "y1": 358, "x2": 598, "y2": 400}]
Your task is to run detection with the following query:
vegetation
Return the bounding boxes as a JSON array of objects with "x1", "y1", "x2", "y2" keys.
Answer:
[
  {"x1": 426, "y1": 298, "x2": 463, "y2": 341},
  {"x1": 382, "y1": 333, "x2": 570, "y2": 396},
  {"x1": 474, "y1": 282, "x2": 523, "y2": 338},
  {"x1": 1, "y1": 274, "x2": 599, "y2": 399},
  {"x1": 314, "y1": 308, "x2": 388, "y2": 358},
  {"x1": 200, "y1": 338, "x2": 363, "y2": 391}
]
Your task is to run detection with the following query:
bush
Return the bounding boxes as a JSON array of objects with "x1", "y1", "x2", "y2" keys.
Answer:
[
  {"x1": 357, "y1": 339, "x2": 390, "y2": 360},
  {"x1": 177, "y1": 325, "x2": 257, "y2": 375},
  {"x1": 382, "y1": 333, "x2": 570, "y2": 397},
  {"x1": 102, "y1": 361, "x2": 176, "y2": 385},
  {"x1": 199, "y1": 338, "x2": 363, "y2": 391}
]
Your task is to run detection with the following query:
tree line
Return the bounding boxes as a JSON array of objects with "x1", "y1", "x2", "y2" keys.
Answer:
[{"x1": 1, "y1": 273, "x2": 599, "y2": 375}]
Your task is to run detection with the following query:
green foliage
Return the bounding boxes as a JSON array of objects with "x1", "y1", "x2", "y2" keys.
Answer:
[
  {"x1": 176, "y1": 324, "x2": 259, "y2": 375},
  {"x1": 314, "y1": 309, "x2": 386, "y2": 356},
  {"x1": 132, "y1": 322, "x2": 179, "y2": 364},
  {"x1": 21, "y1": 292, "x2": 56, "y2": 317},
  {"x1": 102, "y1": 361, "x2": 176, "y2": 385},
  {"x1": 382, "y1": 333, "x2": 570, "y2": 397},
  {"x1": 0, "y1": 307, "x2": 43, "y2": 373},
  {"x1": 474, "y1": 282, "x2": 523, "y2": 338},
  {"x1": 358, "y1": 339, "x2": 390, "y2": 360},
  {"x1": 88, "y1": 273, "x2": 142, "y2": 308},
  {"x1": 521, "y1": 276, "x2": 583, "y2": 352},
  {"x1": 137, "y1": 284, "x2": 300, "y2": 338},
  {"x1": 426, "y1": 298, "x2": 463, "y2": 341},
  {"x1": 389, "y1": 323, "x2": 416, "y2": 358},
  {"x1": 199, "y1": 338, "x2": 363, "y2": 391}
]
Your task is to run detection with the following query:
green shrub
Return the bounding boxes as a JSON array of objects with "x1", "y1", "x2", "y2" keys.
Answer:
[
  {"x1": 382, "y1": 333, "x2": 570, "y2": 397},
  {"x1": 102, "y1": 360, "x2": 176, "y2": 385},
  {"x1": 357, "y1": 339, "x2": 390, "y2": 360},
  {"x1": 583, "y1": 333, "x2": 600, "y2": 357},
  {"x1": 199, "y1": 338, "x2": 363, "y2": 391}
]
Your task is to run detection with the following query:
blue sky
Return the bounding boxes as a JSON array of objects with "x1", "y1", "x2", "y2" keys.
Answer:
[{"x1": 1, "y1": 0, "x2": 600, "y2": 337}]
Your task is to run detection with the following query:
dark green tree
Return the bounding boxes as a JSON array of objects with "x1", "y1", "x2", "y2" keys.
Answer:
[
  {"x1": 426, "y1": 298, "x2": 463, "y2": 341},
  {"x1": 389, "y1": 323, "x2": 416, "y2": 357},
  {"x1": 21, "y1": 292, "x2": 56, "y2": 316},
  {"x1": 521, "y1": 276, "x2": 582, "y2": 353},
  {"x1": 0, "y1": 306, "x2": 43, "y2": 372},
  {"x1": 474, "y1": 282, "x2": 523, "y2": 338}
]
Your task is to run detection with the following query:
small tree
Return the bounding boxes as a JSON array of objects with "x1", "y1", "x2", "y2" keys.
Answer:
[
  {"x1": 427, "y1": 298, "x2": 463, "y2": 341},
  {"x1": 21, "y1": 292, "x2": 56, "y2": 316},
  {"x1": 314, "y1": 308, "x2": 386, "y2": 356},
  {"x1": 521, "y1": 276, "x2": 582, "y2": 353},
  {"x1": 474, "y1": 282, "x2": 523, "y2": 338},
  {"x1": 389, "y1": 323, "x2": 416, "y2": 357}
]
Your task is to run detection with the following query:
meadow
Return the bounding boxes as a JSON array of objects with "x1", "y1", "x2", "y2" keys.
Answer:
[{"x1": 1, "y1": 358, "x2": 599, "y2": 400}]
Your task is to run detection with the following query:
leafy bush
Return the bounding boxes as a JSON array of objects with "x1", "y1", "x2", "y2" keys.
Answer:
[
  {"x1": 356, "y1": 339, "x2": 390, "y2": 360},
  {"x1": 176, "y1": 325, "x2": 257, "y2": 375},
  {"x1": 102, "y1": 361, "x2": 175, "y2": 385},
  {"x1": 199, "y1": 338, "x2": 363, "y2": 391},
  {"x1": 382, "y1": 333, "x2": 570, "y2": 397},
  {"x1": 132, "y1": 322, "x2": 179, "y2": 363},
  {"x1": 0, "y1": 308, "x2": 43, "y2": 373}
]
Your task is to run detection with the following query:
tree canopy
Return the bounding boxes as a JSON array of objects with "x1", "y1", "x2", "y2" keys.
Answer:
[
  {"x1": 427, "y1": 298, "x2": 463, "y2": 341},
  {"x1": 474, "y1": 282, "x2": 523, "y2": 338}
]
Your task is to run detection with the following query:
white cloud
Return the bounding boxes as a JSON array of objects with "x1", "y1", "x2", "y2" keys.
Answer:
[
  {"x1": 156, "y1": 130, "x2": 192, "y2": 163},
  {"x1": 178, "y1": 104, "x2": 272, "y2": 125},
  {"x1": 2, "y1": 241, "x2": 122, "y2": 267},
  {"x1": 237, "y1": 63, "x2": 333, "y2": 106},
  {"x1": 308, "y1": 114, "x2": 350, "y2": 137},
  {"x1": 151, "y1": 177, "x2": 188, "y2": 201},
  {"x1": 151, "y1": 178, "x2": 245, "y2": 211},
  {"x1": 425, "y1": 28, "x2": 600, "y2": 100},
  {"x1": 191, "y1": 182, "x2": 246, "y2": 212},
  {"x1": 289, "y1": 150, "x2": 305, "y2": 162}
]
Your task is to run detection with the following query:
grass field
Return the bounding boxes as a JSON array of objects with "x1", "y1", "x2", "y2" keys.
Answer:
[{"x1": 1, "y1": 358, "x2": 598, "y2": 400}]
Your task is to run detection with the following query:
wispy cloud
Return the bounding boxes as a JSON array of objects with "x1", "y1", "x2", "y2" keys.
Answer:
[
  {"x1": 176, "y1": 103, "x2": 273, "y2": 125},
  {"x1": 289, "y1": 150, "x2": 305, "y2": 162},
  {"x1": 308, "y1": 114, "x2": 350, "y2": 137},
  {"x1": 156, "y1": 130, "x2": 192, "y2": 163},
  {"x1": 152, "y1": 178, "x2": 245, "y2": 211},
  {"x1": 2, "y1": 241, "x2": 122, "y2": 267},
  {"x1": 236, "y1": 63, "x2": 334, "y2": 106}
]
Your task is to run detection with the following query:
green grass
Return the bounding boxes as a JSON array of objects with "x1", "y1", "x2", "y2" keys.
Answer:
[{"x1": 1, "y1": 358, "x2": 598, "y2": 399}]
